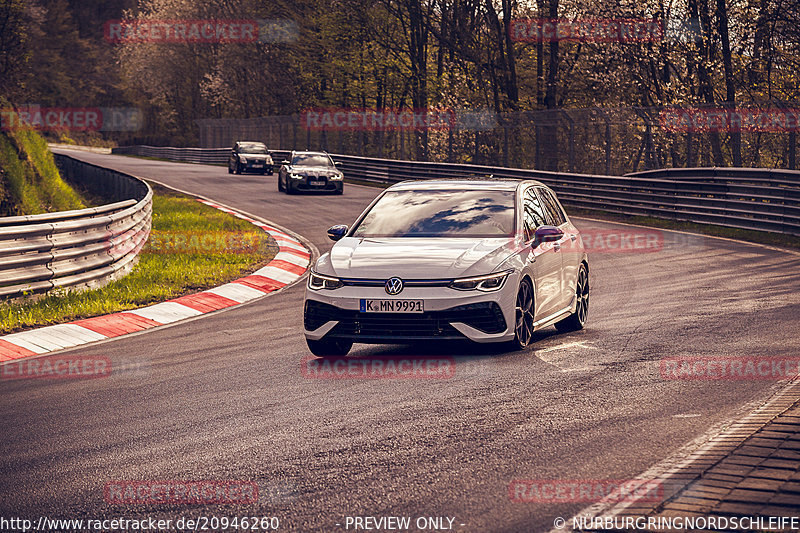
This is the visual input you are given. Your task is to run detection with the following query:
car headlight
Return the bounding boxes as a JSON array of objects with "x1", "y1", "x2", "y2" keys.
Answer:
[
  {"x1": 449, "y1": 269, "x2": 513, "y2": 292},
  {"x1": 308, "y1": 271, "x2": 343, "y2": 290},
  {"x1": 239, "y1": 156, "x2": 247, "y2": 163},
  {"x1": 289, "y1": 173, "x2": 304, "y2": 179},
  {"x1": 266, "y1": 157, "x2": 273, "y2": 164},
  {"x1": 330, "y1": 174, "x2": 343, "y2": 180}
]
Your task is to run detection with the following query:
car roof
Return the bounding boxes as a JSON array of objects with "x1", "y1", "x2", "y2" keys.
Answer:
[
  {"x1": 291, "y1": 151, "x2": 329, "y2": 156},
  {"x1": 387, "y1": 178, "x2": 545, "y2": 191},
  {"x1": 236, "y1": 141, "x2": 266, "y2": 145}
]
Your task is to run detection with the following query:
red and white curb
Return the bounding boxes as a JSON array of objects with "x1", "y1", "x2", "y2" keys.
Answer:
[{"x1": 0, "y1": 199, "x2": 310, "y2": 362}]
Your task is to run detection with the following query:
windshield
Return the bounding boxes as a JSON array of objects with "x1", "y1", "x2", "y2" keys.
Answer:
[
  {"x1": 292, "y1": 154, "x2": 332, "y2": 167},
  {"x1": 238, "y1": 144, "x2": 268, "y2": 154},
  {"x1": 351, "y1": 189, "x2": 516, "y2": 238}
]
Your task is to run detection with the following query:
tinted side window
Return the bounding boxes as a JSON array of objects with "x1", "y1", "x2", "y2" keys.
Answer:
[
  {"x1": 536, "y1": 188, "x2": 566, "y2": 226},
  {"x1": 522, "y1": 188, "x2": 548, "y2": 241}
]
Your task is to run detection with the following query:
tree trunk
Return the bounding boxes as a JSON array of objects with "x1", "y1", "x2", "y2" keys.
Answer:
[{"x1": 716, "y1": 0, "x2": 740, "y2": 166}]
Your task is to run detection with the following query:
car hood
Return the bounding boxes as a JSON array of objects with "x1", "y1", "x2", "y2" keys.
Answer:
[
  {"x1": 318, "y1": 237, "x2": 519, "y2": 279},
  {"x1": 288, "y1": 165, "x2": 339, "y2": 175}
]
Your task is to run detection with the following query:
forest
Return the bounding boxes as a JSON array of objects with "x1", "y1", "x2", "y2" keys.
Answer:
[{"x1": 1, "y1": 0, "x2": 798, "y2": 171}]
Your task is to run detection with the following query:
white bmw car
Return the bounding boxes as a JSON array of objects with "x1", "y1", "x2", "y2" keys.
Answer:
[{"x1": 303, "y1": 179, "x2": 589, "y2": 357}]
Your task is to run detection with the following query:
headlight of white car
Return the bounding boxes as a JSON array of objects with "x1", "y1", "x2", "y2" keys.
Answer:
[
  {"x1": 308, "y1": 272, "x2": 343, "y2": 290},
  {"x1": 289, "y1": 173, "x2": 304, "y2": 179},
  {"x1": 330, "y1": 173, "x2": 343, "y2": 180},
  {"x1": 449, "y1": 269, "x2": 513, "y2": 292}
]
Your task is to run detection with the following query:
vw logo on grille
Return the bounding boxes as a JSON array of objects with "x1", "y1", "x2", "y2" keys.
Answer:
[{"x1": 385, "y1": 277, "x2": 404, "y2": 295}]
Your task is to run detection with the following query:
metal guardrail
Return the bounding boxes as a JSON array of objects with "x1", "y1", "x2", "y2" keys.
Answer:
[
  {"x1": 0, "y1": 154, "x2": 152, "y2": 299},
  {"x1": 112, "y1": 145, "x2": 800, "y2": 237},
  {"x1": 111, "y1": 145, "x2": 292, "y2": 166},
  {"x1": 112, "y1": 145, "x2": 230, "y2": 164}
]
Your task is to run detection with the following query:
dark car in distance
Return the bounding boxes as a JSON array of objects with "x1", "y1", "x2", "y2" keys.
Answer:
[
  {"x1": 278, "y1": 151, "x2": 344, "y2": 194},
  {"x1": 228, "y1": 141, "x2": 274, "y2": 175}
]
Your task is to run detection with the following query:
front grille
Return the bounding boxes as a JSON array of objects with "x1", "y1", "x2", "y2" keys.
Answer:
[
  {"x1": 442, "y1": 302, "x2": 507, "y2": 334},
  {"x1": 305, "y1": 300, "x2": 341, "y2": 330},
  {"x1": 304, "y1": 300, "x2": 507, "y2": 339}
]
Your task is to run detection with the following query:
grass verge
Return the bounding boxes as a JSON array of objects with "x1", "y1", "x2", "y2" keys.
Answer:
[
  {"x1": 0, "y1": 183, "x2": 278, "y2": 334},
  {"x1": 0, "y1": 128, "x2": 87, "y2": 216}
]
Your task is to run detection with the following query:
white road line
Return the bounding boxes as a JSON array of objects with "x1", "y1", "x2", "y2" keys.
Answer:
[{"x1": 536, "y1": 341, "x2": 597, "y2": 354}]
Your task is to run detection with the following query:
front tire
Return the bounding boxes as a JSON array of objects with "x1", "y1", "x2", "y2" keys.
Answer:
[
  {"x1": 555, "y1": 263, "x2": 589, "y2": 333},
  {"x1": 511, "y1": 279, "x2": 535, "y2": 349},
  {"x1": 278, "y1": 176, "x2": 285, "y2": 191},
  {"x1": 306, "y1": 337, "x2": 352, "y2": 358}
]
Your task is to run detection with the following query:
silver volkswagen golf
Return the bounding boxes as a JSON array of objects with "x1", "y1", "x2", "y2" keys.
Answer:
[{"x1": 303, "y1": 179, "x2": 589, "y2": 357}]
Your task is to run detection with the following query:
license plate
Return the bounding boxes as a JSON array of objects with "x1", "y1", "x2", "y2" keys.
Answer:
[
  {"x1": 309, "y1": 180, "x2": 325, "y2": 186},
  {"x1": 360, "y1": 299, "x2": 424, "y2": 313},
  {"x1": 251, "y1": 163, "x2": 263, "y2": 167}
]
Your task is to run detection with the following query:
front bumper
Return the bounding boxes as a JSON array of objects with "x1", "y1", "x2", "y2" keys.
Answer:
[
  {"x1": 290, "y1": 176, "x2": 343, "y2": 192},
  {"x1": 303, "y1": 281, "x2": 517, "y2": 344},
  {"x1": 241, "y1": 162, "x2": 272, "y2": 173}
]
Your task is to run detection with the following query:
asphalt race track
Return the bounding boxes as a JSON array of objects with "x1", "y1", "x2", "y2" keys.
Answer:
[{"x1": 2, "y1": 149, "x2": 799, "y2": 532}]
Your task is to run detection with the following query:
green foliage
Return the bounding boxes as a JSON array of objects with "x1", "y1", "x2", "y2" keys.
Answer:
[
  {"x1": 0, "y1": 123, "x2": 86, "y2": 216},
  {"x1": 3, "y1": 0, "x2": 799, "y2": 164}
]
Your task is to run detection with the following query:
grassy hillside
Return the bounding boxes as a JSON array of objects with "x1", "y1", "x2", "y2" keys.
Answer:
[{"x1": 0, "y1": 105, "x2": 87, "y2": 216}]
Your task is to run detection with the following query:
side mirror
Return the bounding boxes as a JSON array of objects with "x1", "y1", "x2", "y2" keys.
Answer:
[
  {"x1": 532, "y1": 225, "x2": 563, "y2": 247},
  {"x1": 334, "y1": 161, "x2": 341, "y2": 166},
  {"x1": 327, "y1": 224, "x2": 349, "y2": 241},
  {"x1": 282, "y1": 160, "x2": 290, "y2": 165}
]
